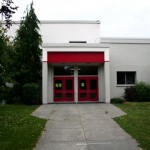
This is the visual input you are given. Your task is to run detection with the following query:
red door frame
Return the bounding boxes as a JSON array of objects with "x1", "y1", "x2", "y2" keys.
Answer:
[
  {"x1": 78, "y1": 76, "x2": 99, "y2": 102},
  {"x1": 54, "y1": 77, "x2": 74, "y2": 102}
]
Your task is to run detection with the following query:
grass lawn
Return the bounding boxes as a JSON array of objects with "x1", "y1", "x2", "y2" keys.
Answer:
[
  {"x1": 0, "y1": 105, "x2": 47, "y2": 150},
  {"x1": 114, "y1": 102, "x2": 150, "y2": 150}
]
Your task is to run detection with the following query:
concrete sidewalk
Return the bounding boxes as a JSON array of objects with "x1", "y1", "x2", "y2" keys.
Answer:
[{"x1": 32, "y1": 104, "x2": 139, "y2": 150}]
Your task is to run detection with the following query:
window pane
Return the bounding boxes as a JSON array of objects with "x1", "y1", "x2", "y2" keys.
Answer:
[
  {"x1": 66, "y1": 80, "x2": 73, "y2": 90},
  {"x1": 78, "y1": 66, "x2": 98, "y2": 75},
  {"x1": 54, "y1": 66, "x2": 74, "y2": 75},
  {"x1": 117, "y1": 71, "x2": 136, "y2": 85},
  {"x1": 117, "y1": 72, "x2": 125, "y2": 84},
  {"x1": 66, "y1": 93, "x2": 73, "y2": 98},
  {"x1": 80, "y1": 80, "x2": 86, "y2": 89},
  {"x1": 90, "y1": 80, "x2": 97, "y2": 89},
  {"x1": 55, "y1": 80, "x2": 62, "y2": 90},
  {"x1": 80, "y1": 93, "x2": 86, "y2": 98},
  {"x1": 126, "y1": 72, "x2": 135, "y2": 84},
  {"x1": 90, "y1": 93, "x2": 96, "y2": 98},
  {"x1": 55, "y1": 93, "x2": 62, "y2": 98}
]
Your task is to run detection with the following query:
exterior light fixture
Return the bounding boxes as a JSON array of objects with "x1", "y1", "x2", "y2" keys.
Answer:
[{"x1": 97, "y1": 20, "x2": 100, "y2": 24}]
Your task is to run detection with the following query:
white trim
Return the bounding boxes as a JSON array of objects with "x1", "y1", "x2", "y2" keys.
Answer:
[
  {"x1": 42, "y1": 62, "x2": 48, "y2": 104},
  {"x1": 101, "y1": 37, "x2": 150, "y2": 44},
  {"x1": 74, "y1": 66, "x2": 78, "y2": 103},
  {"x1": 42, "y1": 43, "x2": 109, "y2": 48},
  {"x1": 104, "y1": 48, "x2": 109, "y2": 62},
  {"x1": 104, "y1": 62, "x2": 110, "y2": 103},
  {"x1": 42, "y1": 49, "x2": 47, "y2": 61},
  {"x1": 45, "y1": 48, "x2": 108, "y2": 52},
  {"x1": 44, "y1": 48, "x2": 108, "y2": 52},
  {"x1": 40, "y1": 20, "x2": 101, "y2": 24},
  {"x1": 5, "y1": 20, "x2": 101, "y2": 25}
]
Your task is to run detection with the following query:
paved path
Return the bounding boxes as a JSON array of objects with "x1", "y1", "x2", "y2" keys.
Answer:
[{"x1": 32, "y1": 104, "x2": 139, "y2": 150}]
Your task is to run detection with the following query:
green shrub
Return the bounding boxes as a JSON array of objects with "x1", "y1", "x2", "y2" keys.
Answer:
[
  {"x1": 111, "y1": 98, "x2": 124, "y2": 104},
  {"x1": 23, "y1": 83, "x2": 41, "y2": 105},
  {"x1": 135, "y1": 82, "x2": 150, "y2": 102},
  {"x1": 0, "y1": 86, "x2": 6, "y2": 103},
  {"x1": 124, "y1": 86, "x2": 136, "y2": 102},
  {"x1": 0, "y1": 86, "x2": 13, "y2": 104},
  {"x1": 124, "y1": 82, "x2": 150, "y2": 102}
]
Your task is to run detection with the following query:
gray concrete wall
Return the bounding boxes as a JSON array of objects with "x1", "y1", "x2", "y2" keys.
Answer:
[{"x1": 108, "y1": 43, "x2": 150, "y2": 98}]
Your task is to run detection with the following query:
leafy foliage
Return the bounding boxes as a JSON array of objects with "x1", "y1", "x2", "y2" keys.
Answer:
[
  {"x1": 13, "y1": 2, "x2": 42, "y2": 85},
  {"x1": 136, "y1": 82, "x2": 150, "y2": 102},
  {"x1": 0, "y1": 25, "x2": 12, "y2": 86},
  {"x1": 0, "y1": 0, "x2": 18, "y2": 28},
  {"x1": 23, "y1": 83, "x2": 41, "y2": 104},
  {"x1": 0, "y1": 2, "x2": 42, "y2": 104},
  {"x1": 124, "y1": 82, "x2": 150, "y2": 102},
  {"x1": 124, "y1": 86, "x2": 137, "y2": 102},
  {"x1": 7, "y1": 3, "x2": 42, "y2": 103},
  {"x1": 0, "y1": 26, "x2": 7, "y2": 86},
  {"x1": 110, "y1": 97, "x2": 124, "y2": 104},
  {"x1": 0, "y1": 25, "x2": 16, "y2": 102}
]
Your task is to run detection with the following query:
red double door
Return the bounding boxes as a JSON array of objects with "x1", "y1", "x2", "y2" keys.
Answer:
[
  {"x1": 78, "y1": 77, "x2": 98, "y2": 102},
  {"x1": 54, "y1": 76, "x2": 98, "y2": 102}
]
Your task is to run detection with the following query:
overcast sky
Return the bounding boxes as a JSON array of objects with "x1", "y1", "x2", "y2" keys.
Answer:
[{"x1": 1, "y1": 0, "x2": 150, "y2": 37}]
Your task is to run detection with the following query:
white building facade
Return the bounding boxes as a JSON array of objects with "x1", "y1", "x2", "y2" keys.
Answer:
[{"x1": 8, "y1": 21, "x2": 150, "y2": 104}]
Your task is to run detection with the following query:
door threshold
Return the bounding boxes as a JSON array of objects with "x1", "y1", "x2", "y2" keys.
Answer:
[{"x1": 48, "y1": 101, "x2": 105, "y2": 104}]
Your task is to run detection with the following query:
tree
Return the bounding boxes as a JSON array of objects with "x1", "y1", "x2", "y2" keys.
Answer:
[
  {"x1": 0, "y1": 0, "x2": 18, "y2": 28},
  {"x1": 0, "y1": 26, "x2": 7, "y2": 86},
  {"x1": 0, "y1": 0, "x2": 18, "y2": 101},
  {"x1": 0, "y1": 25, "x2": 14, "y2": 101},
  {"x1": 0, "y1": 0, "x2": 16, "y2": 84},
  {"x1": 12, "y1": 2, "x2": 42, "y2": 102},
  {"x1": 0, "y1": 25, "x2": 11, "y2": 86}
]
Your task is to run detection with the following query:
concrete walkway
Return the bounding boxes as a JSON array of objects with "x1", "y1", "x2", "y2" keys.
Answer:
[{"x1": 32, "y1": 104, "x2": 139, "y2": 150}]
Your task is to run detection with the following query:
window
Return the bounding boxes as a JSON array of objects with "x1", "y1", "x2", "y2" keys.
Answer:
[
  {"x1": 54, "y1": 66, "x2": 74, "y2": 76},
  {"x1": 55, "y1": 80, "x2": 62, "y2": 90},
  {"x1": 78, "y1": 66, "x2": 98, "y2": 75},
  {"x1": 117, "y1": 72, "x2": 136, "y2": 85}
]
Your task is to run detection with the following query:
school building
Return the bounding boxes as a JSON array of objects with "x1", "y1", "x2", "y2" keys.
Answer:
[{"x1": 8, "y1": 20, "x2": 150, "y2": 104}]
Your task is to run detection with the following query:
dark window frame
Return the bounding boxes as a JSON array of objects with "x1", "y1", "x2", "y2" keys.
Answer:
[{"x1": 117, "y1": 71, "x2": 136, "y2": 85}]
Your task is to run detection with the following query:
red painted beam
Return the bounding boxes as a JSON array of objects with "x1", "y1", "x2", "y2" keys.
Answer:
[{"x1": 48, "y1": 52, "x2": 104, "y2": 63}]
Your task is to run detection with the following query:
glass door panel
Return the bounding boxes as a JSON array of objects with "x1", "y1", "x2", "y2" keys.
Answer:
[
  {"x1": 80, "y1": 80, "x2": 86, "y2": 90},
  {"x1": 66, "y1": 80, "x2": 73, "y2": 90},
  {"x1": 90, "y1": 80, "x2": 96, "y2": 89},
  {"x1": 55, "y1": 80, "x2": 62, "y2": 90}
]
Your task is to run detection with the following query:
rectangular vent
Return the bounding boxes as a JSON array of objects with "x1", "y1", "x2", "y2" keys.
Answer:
[{"x1": 69, "y1": 41, "x2": 87, "y2": 43}]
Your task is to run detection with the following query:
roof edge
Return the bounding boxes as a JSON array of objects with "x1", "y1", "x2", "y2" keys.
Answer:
[
  {"x1": 1, "y1": 20, "x2": 101, "y2": 25},
  {"x1": 40, "y1": 20, "x2": 101, "y2": 24},
  {"x1": 42, "y1": 43, "x2": 109, "y2": 48},
  {"x1": 101, "y1": 37, "x2": 150, "y2": 44}
]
